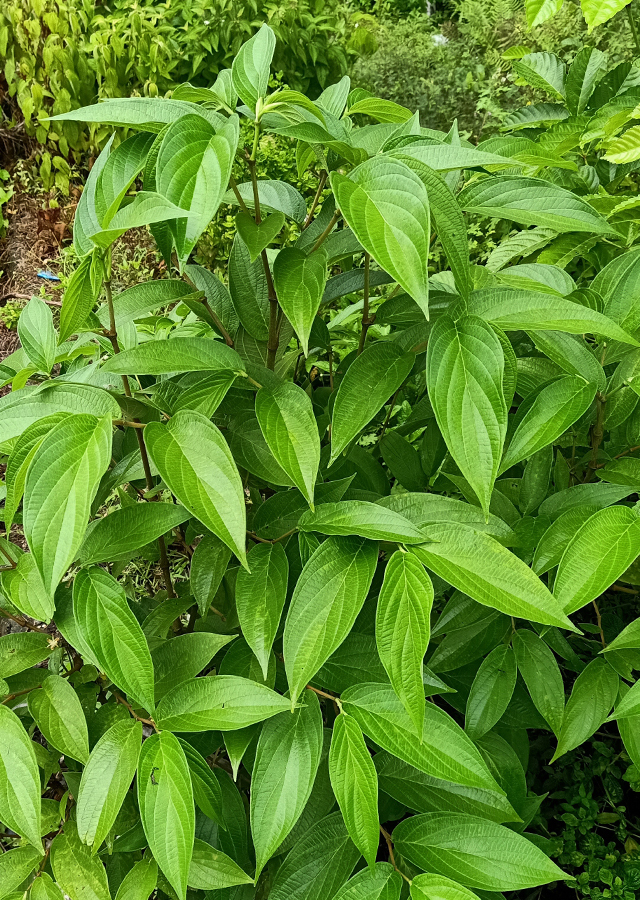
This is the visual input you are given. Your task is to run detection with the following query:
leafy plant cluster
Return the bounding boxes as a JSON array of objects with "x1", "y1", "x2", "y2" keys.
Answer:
[
  {"x1": 3, "y1": 22, "x2": 640, "y2": 900},
  {"x1": 0, "y1": 0, "x2": 350, "y2": 157}
]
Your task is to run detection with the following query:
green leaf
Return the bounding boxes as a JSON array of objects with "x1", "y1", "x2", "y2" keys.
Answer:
[
  {"x1": 565, "y1": 47, "x2": 606, "y2": 115},
  {"x1": 50, "y1": 821, "x2": 110, "y2": 900},
  {"x1": 609, "y1": 678, "x2": 640, "y2": 720},
  {"x1": 231, "y1": 23, "x2": 276, "y2": 110},
  {"x1": 138, "y1": 731, "x2": 195, "y2": 900},
  {"x1": 0, "y1": 705, "x2": 42, "y2": 847},
  {"x1": 95, "y1": 278, "x2": 198, "y2": 329},
  {"x1": 283, "y1": 536, "x2": 378, "y2": 704},
  {"x1": 334, "y1": 863, "x2": 402, "y2": 900},
  {"x1": 178, "y1": 738, "x2": 225, "y2": 825},
  {"x1": 329, "y1": 712, "x2": 379, "y2": 868},
  {"x1": 73, "y1": 566, "x2": 155, "y2": 712},
  {"x1": 519, "y1": 445, "x2": 554, "y2": 516},
  {"x1": 400, "y1": 160, "x2": 471, "y2": 301},
  {"x1": 375, "y1": 551, "x2": 433, "y2": 735},
  {"x1": 3, "y1": 412, "x2": 71, "y2": 532},
  {"x1": 273, "y1": 247, "x2": 328, "y2": 355},
  {"x1": 50, "y1": 97, "x2": 225, "y2": 131},
  {"x1": 101, "y1": 337, "x2": 244, "y2": 375},
  {"x1": 330, "y1": 343, "x2": 415, "y2": 462},
  {"x1": 188, "y1": 838, "x2": 254, "y2": 890},
  {"x1": 411, "y1": 526, "x2": 575, "y2": 629},
  {"x1": 157, "y1": 114, "x2": 239, "y2": 266},
  {"x1": 393, "y1": 812, "x2": 569, "y2": 890},
  {"x1": 18, "y1": 297, "x2": 56, "y2": 373},
  {"x1": 331, "y1": 157, "x2": 430, "y2": 317},
  {"x1": 226, "y1": 180, "x2": 307, "y2": 223},
  {"x1": 299, "y1": 501, "x2": 429, "y2": 544},
  {"x1": 552, "y1": 659, "x2": 618, "y2": 760},
  {"x1": 458, "y1": 177, "x2": 614, "y2": 234},
  {"x1": 427, "y1": 315, "x2": 507, "y2": 517},
  {"x1": 155, "y1": 674, "x2": 292, "y2": 731},
  {"x1": 27, "y1": 675, "x2": 89, "y2": 763},
  {"x1": 528, "y1": 331, "x2": 606, "y2": 391},
  {"x1": 77, "y1": 502, "x2": 190, "y2": 565},
  {"x1": 0, "y1": 552, "x2": 54, "y2": 624},
  {"x1": 512, "y1": 630, "x2": 565, "y2": 734},
  {"x1": 76, "y1": 719, "x2": 142, "y2": 851},
  {"x1": 268, "y1": 812, "x2": 361, "y2": 900},
  {"x1": 0, "y1": 631, "x2": 51, "y2": 678},
  {"x1": 236, "y1": 210, "x2": 285, "y2": 261},
  {"x1": 465, "y1": 645, "x2": 517, "y2": 740},
  {"x1": 0, "y1": 383, "x2": 120, "y2": 445},
  {"x1": 24, "y1": 870, "x2": 63, "y2": 900},
  {"x1": 374, "y1": 751, "x2": 519, "y2": 823},
  {"x1": 255, "y1": 382, "x2": 321, "y2": 507},
  {"x1": 251, "y1": 688, "x2": 323, "y2": 875},
  {"x1": 526, "y1": 0, "x2": 563, "y2": 27},
  {"x1": 553, "y1": 506, "x2": 640, "y2": 614},
  {"x1": 0, "y1": 846, "x2": 41, "y2": 896},
  {"x1": 378, "y1": 493, "x2": 513, "y2": 542},
  {"x1": 348, "y1": 97, "x2": 412, "y2": 122},
  {"x1": 512, "y1": 52, "x2": 565, "y2": 98},
  {"x1": 190, "y1": 533, "x2": 232, "y2": 617},
  {"x1": 236, "y1": 541, "x2": 289, "y2": 679},
  {"x1": 604, "y1": 124, "x2": 640, "y2": 163},
  {"x1": 581, "y1": 0, "x2": 633, "y2": 30},
  {"x1": 153, "y1": 633, "x2": 234, "y2": 702},
  {"x1": 606, "y1": 616, "x2": 640, "y2": 652},
  {"x1": 342, "y1": 683, "x2": 501, "y2": 792},
  {"x1": 411, "y1": 873, "x2": 483, "y2": 900},
  {"x1": 500, "y1": 376, "x2": 597, "y2": 472},
  {"x1": 145, "y1": 410, "x2": 247, "y2": 566},
  {"x1": 24, "y1": 414, "x2": 112, "y2": 598},
  {"x1": 114, "y1": 857, "x2": 158, "y2": 900}
]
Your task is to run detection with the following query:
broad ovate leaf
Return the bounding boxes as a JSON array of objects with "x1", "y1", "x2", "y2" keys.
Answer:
[
  {"x1": 331, "y1": 157, "x2": 430, "y2": 317},
  {"x1": 145, "y1": 409, "x2": 247, "y2": 566}
]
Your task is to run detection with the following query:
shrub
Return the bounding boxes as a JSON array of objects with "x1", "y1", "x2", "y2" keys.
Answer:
[{"x1": 2, "y1": 24, "x2": 640, "y2": 900}]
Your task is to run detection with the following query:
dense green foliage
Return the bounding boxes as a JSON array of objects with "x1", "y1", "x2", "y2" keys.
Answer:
[{"x1": 3, "y1": 19, "x2": 640, "y2": 900}]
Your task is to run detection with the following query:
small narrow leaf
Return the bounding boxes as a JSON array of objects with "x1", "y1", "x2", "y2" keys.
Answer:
[
  {"x1": 76, "y1": 720, "x2": 142, "y2": 852},
  {"x1": 190, "y1": 533, "x2": 232, "y2": 617},
  {"x1": 18, "y1": 297, "x2": 56, "y2": 373},
  {"x1": 283, "y1": 536, "x2": 378, "y2": 704},
  {"x1": 0, "y1": 705, "x2": 42, "y2": 848},
  {"x1": 512, "y1": 630, "x2": 565, "y2": 734},
  {"x1": 251, "y1": 689, "x2": 323, "y2": 876},
  {"x1": 27, "y1": 675, "x2": 89, "y2": 763},
  {"x1": 155, "y1": 674, "x2": 291, "y2": 731},
  {"x1": 24, "y1": 414, "x2": 112, "y2": 597},
  {"x1": 465, "y1": 645, "x2": 517, "y2": 740},
  {"x1": 138, "y1": 731, "x2": 195, "y2": 900},
  {"x1": 329, "y1": 712, "x2": 380, "y2": 868},
  {"x1": 427, "y1": 315, "x2": 507, "y2": 517},
  {"x1": 255, "y1": 382, "x2": 321, "y2": 508},
  {"x1": 376, "y1": 551, "x2": 434, "y2": 735},
  {"x1": 332, "y1": 157, "x2": 430, "y2": 317},
  {"x1": 330, "y1": 343, "x2": 415, "y2": 462},
  {"x1": 73, "y1": 566, "x2": 155, "y2": 712},
  {"x1": 188, "y1": 838, "x2": 254, "y2": 890},
  {"x1": 552, "y1": 659, "x2": 618, "y2": 761},
  {"x1": 145, "y1": 409, "x2": 247, "y2": 566},
  {"x1": 236, "y1": 541, "x2": 289, "y2": 679}
]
